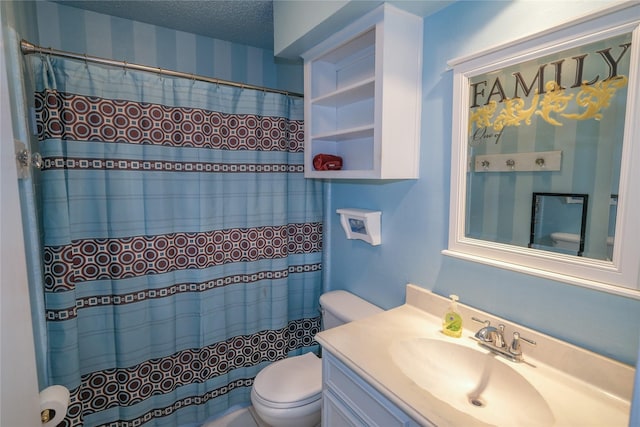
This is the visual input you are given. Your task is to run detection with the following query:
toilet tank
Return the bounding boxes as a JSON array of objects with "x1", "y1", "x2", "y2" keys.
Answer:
[{"x1": 319, "y1": 290, "x2": 383, "y2": 330}]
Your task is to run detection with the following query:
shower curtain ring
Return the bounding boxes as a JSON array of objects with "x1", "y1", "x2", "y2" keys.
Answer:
[
  {"x1": 84, "y1": 53, "x2": 88, "y2": 69},
  {"x1": 123, "y1": 60, "x2": 127, "y2": 74}
]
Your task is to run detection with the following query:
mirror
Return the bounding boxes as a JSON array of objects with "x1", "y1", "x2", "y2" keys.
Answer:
[{"x1": 445, "y1": 5, "x2": 640, "y2": 297}]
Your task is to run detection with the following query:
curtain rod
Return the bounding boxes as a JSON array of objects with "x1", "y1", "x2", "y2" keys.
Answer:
[{"x1": 20, "y1": 40, "x2": 304, "y2": 98}]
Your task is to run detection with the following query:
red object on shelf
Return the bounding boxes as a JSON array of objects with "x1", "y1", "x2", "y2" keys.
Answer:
[{"x1": 313, "y1": 154, "x2": 343, "y2": 171}]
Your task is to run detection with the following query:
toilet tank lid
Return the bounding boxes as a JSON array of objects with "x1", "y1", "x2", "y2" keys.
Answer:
[{"x1": 319, "y1": 290, "x2": 383, "y2": 323}]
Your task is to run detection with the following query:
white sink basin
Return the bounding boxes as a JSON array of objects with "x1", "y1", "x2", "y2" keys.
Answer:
[{"x1": 390, "y1": 338, "x2": 555, "y2": 427}]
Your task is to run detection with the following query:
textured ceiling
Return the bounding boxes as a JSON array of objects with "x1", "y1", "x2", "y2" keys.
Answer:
[
  {"x1": 53, "y1": 0, "x2": 275, "y2": 50},
  {"x1": 53, "y1": 1, "x2": 454, "y2": 52}
]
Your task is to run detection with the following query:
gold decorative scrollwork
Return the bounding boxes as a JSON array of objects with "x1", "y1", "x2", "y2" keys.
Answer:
[
  {"x1": 535, "y1": 81, "x2": 574, "y2": 126},
  {"x1": 469, "y1": 100, "x2": 497, "y2": 133},
  {"x1": 562, "y1": 76, "x2": 628, "y2": 121},
  {"x1": 493, "y1": 93, "x2": 539, "y2": 131},
  {"x1": 469, "y1": 77, "x2": 628, "y2": 135}
]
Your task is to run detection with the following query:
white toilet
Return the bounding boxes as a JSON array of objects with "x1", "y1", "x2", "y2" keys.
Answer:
[
  {"x1": 550, "y1": 232, "x2": 615, "y2": 258},
  {"x1": 550, "y1": 232, "x2": 581, "y2": 251},
  {"x1": 250, "y1": 290, "x2": 383, "y2": 427}
]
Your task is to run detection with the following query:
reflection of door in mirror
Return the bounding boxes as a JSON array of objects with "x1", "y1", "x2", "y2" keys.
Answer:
[
  {"x1": 464, "y1": 31, "x2": 632, "y2": 262},
  {"x1": 529, "y1": 193, "x2": 588, "y2": 257}
]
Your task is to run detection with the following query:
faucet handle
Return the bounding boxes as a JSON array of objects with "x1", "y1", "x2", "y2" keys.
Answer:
[
  {"x1": 471, "y1": 316, "x2": 490, "y2": 326},
  {"x1": 509, "y1": 332, "x2": 536, "y2": 358},
  {"x1": 494, "y1": 324, "x2": 506, "y2": 348},
  {"x1": 472, "y1": 317, "x2": 498, "y2": 343}
]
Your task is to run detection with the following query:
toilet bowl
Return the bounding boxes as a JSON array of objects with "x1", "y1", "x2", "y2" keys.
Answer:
[
  {"x1": 250, "y1": 291, "x2": 382, "y2": 427},
  {"x1": 250, "y1": 352, "x2": 322, "y2": 427}
]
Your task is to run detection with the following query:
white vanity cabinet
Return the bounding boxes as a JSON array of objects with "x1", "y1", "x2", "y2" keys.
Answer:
[
  {"x1": 302, "y1": 4, "x2": 423, "y2": 179},
  {"x1": 322, "y1": 352, "x2": 423, "y2": 427}
]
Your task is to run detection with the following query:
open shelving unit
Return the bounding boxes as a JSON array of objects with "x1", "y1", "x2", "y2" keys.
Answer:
[{"x1": 302, "y1": 4, "x2": 423, "y2": 179}]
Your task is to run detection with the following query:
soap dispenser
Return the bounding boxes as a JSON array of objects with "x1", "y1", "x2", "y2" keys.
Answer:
[{"x1": 442, "y1": 294, "x2": 463, "y2": 338}]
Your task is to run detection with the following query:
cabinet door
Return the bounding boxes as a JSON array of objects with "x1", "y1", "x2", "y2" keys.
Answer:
[{"x1": 323, "y1": 353, "x2": 421, "y2": 427}]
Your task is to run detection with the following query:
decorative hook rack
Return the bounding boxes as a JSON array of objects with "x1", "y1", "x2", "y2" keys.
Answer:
[{"x1": 474, "y1": 150, "x2": 561, "y2": 172}]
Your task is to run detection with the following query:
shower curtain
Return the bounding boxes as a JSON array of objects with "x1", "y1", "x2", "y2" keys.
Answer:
[{"x1": 29, "y1": 55, "x2": 323, "y2": 427}]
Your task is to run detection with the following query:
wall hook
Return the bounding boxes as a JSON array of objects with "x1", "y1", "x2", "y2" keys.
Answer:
[
  {"x1": 481, "y1": 160, "x2": 490, "y2": 170},
  {"x1": 506, "y1": 159, "x2": 515, "y2": 170},
  {"x1": 535, "y1": 158, "x2": 545, "y2": 168}
]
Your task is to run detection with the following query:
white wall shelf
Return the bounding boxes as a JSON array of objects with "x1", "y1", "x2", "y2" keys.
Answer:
[
  {"x1": 302, "y1": 4, "x2": 423, "y2": 179},
  {"x1": 313, "y1": 125, "x2": 374, "y2": 142},
  {"x1": 337, "y1": 208, "x2": 382, "y2": 245},
  {"x1": 312, "y1": 78, "x2": 375, "y2": 107}
]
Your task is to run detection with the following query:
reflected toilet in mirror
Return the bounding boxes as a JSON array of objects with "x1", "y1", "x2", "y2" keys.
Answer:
[{"x1": 529, "y1": 193, "x2": 588, "y2": 257}]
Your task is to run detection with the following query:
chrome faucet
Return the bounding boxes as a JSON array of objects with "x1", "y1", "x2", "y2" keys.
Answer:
[
  {"x1": 472, "y1": 317, "x2": 504, "y2": 346},
  {"x1": 472, "y1": 317, "x2": 536, "y2": 362}
]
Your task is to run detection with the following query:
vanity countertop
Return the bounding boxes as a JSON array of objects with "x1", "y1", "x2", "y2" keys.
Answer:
[{"x1": 315, "y1": 284, "x2": 634, "y2": 427}]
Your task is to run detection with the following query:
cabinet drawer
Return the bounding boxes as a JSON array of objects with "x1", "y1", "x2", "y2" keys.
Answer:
[{"x1": 324, "y1": 354, "x2": 418, "y2": 427}]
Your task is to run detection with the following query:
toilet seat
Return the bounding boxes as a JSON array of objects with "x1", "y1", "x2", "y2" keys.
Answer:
[{"x1": 252, "y1": 352, "x2": 322, "y2": 409}]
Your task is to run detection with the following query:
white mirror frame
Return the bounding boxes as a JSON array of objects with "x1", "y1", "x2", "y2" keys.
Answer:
[{"x1": 444, "y1": 3, "x2": 640, "y2": 299}]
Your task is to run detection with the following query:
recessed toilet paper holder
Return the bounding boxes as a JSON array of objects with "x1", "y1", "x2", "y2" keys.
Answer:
[{"x1": 39, "y1": 384, "x2": 70, "y2": 427}]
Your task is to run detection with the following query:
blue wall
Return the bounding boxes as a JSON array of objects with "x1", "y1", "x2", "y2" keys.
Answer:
[
  {"x1": 15, "y1": 0, "x2": 640, "y2": 366},
  {"x1": 327, "y1": 1, "x2": 640, "y2": 366},
  {"x1": 1, "y1": 1, "x2": 37, "y2": 42},
  {"x1": 34, "y1": 1, "x2": 302, "y2": 94}
]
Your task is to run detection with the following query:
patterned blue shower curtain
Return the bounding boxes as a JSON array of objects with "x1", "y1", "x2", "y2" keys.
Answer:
[{"x1": 30, "y1": 55, "x2": 323, "y2": 427}]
